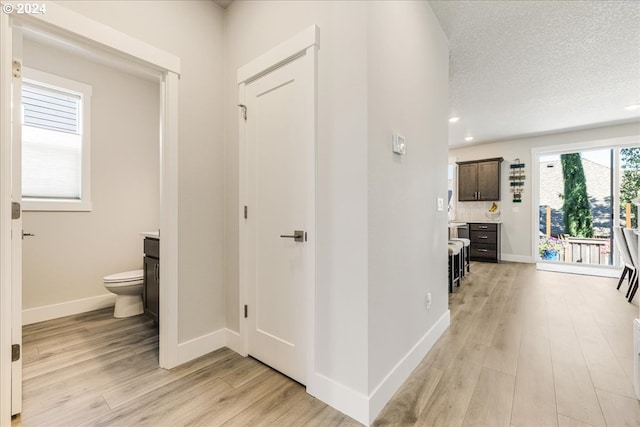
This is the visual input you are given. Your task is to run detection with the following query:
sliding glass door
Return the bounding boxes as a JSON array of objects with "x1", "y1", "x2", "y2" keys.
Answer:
[{"x1": 538, "y1": 148, "x2": 614, "y2": 266}]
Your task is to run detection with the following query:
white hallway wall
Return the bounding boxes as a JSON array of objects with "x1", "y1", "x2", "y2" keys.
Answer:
[
  {"x1": 367, "y1": 1, "x2": 449, "y2": 395},
  {"x1": 224, "y1": 0, "x2": 370, "y2": 395},
  {"x1": 224, "y1": 1, "x2": 449, "y2": 422},
  {"x1": 449, "y1": 122, "x2": 640, "y2": 262},
  {"x1": 21, "y1": 38, "x2": 159, "y2": 315},
  {"x1": 59, "y1": 0, "x2": 226, "y2": 343}
]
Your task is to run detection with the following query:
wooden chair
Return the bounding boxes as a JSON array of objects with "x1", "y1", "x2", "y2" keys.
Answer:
[
  {"x1": 622, "y1": 228, "x2": 639, "y2": 302},
  {"x1": 613, "y1": 226, "x2": 634, "y2": 291}
]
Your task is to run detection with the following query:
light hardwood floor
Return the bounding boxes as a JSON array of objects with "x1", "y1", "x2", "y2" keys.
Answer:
[
  {"x1": 375, "y1": 262, "x2": 640, "y2": 427},
  {"x1": 12, "y1": 262, "x2": 640, "y2": 426}
]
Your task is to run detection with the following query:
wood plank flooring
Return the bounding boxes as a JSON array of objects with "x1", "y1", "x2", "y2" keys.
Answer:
[
  {"x1": 375, "y1": 262, "x2": 640, "y2": 427},
  {"x1": 12, "y1": 310, "x2": 359, "y2": 427},
  {"x1": 12, "y1": 262, "x2": 640, "y2": 426}
]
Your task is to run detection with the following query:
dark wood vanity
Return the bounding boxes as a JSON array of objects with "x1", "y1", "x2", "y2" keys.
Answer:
[{"x1": 143, "y1": 236, "x2": 159, "y2": 324}]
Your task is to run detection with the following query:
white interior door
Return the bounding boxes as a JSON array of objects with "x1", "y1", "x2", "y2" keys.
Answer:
[
  {"x1": 10, "y1": 30, "x2": 23, "y2": 416},
  {"x1": 244, "y1": 52, "x2": 315, "y2": 385}
]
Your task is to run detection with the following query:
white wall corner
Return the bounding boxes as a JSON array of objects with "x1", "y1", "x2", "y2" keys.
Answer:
[
  {"x1": 309, "y1": 373, "x2": 370, "y2": 426},
  {"x1": 308, "y1": 310, "x2": 450, "y2": 426},
  {"x1": 224, "y1": 328, "x2": 243, "y2": 354},
  {"x1": 22, "y1": 294, "x2": 116, "y2": 325},
  {"x1": 368, "y1": 309, "x2": 450, "y2": 423},
  {"x1": 177, "y1": 328, "x2": 247, "y2": 366},
  {"x1": 176, "y1": 329, "x2": 227, "y2": 365}
]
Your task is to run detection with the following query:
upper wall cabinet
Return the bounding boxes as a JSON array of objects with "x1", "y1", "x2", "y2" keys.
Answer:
[{"x1": 457, "y1": 157, "x2": 504, "y2": 201}]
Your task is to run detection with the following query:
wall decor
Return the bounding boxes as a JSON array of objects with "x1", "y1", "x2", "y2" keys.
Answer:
[{"x1": 510, "y1": 159, "x2": 525, "y2": 203}]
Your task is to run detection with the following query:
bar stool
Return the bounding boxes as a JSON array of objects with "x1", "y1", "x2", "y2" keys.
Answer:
[
  {"x1": 449, "y1": 237, "x2": 470, "y2": 277},
  {"x1": 448, "y1": 241, "x2": 463, "y2": 293}
]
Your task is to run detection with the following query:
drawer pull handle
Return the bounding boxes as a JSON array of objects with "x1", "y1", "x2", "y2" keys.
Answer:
[
  {"x1": 478, "y1": 226, "x2": 488, "y2": 229},
  {"x1": 478, "y1": 236, "x2": 488, "y2": 239},
  {"x1": 478, "y1": 249, "x2": 488, "y2": 252}
]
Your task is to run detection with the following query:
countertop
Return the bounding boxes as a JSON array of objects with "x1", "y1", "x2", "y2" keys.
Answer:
[
  {"x1": 140, "y1": 231, "x2": 160, "y2": 239},
  {"x1": 452, "y1": 219, "x2": 503, "y2": 224}
]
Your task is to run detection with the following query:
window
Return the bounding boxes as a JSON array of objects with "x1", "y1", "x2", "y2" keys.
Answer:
[{"x1": 21, "y1": 68, "x2": 92, "y2": 211}]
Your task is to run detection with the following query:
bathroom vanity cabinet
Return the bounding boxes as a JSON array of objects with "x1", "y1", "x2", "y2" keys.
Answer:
[{"x1": 143, "y1": 237, "x2": 160, "y2": 324}]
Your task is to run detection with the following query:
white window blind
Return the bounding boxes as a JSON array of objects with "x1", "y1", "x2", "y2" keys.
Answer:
[{"x1": 22, "y1": 81, "x2": 82, "y2": 200}]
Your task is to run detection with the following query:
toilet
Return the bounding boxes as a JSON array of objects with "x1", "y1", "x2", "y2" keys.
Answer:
[{"x1": 103, "y1": 269, "x2": 144, "y2": 318}]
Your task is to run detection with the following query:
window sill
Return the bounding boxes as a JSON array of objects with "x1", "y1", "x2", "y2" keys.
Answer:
[{"x1": 22, "y1": 199, "x2": 92, "y2": 212}]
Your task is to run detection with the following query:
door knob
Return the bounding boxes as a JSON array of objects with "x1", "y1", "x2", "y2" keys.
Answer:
[
  {"x1": 22, "y1": 231, "x2": 35, "y2": 239},
  {"x1": 280, "y1": 230, "x2": 305, "y2": 242}
]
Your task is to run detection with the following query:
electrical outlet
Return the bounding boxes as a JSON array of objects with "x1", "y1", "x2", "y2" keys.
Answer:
[
  {"x1": 426, "y1": 292, "x2": 432, "y2": 310},
  {"x1": 437, "y1": 197, "x2": 444, "y2": 211}
]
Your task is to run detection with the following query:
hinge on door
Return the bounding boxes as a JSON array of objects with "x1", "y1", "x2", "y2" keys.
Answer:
[
  {"x1": 244, "y1": 305, "x2": 248, "y2": 318},
  {"x1": 238, "y1": 104, "x2": 247, "y2": 121},
  {"x1": 11, "y1": 344, "x2": 20, "y2": 362},
  {"x1": 244, "y1": 206, "x2": 248, "y2": 219},
  {"x1": 12, "y1": 60, "x2": 21, "y2": 79},
  {"x1": 12, "y1": 202, "x2": 20, "y2": 220}
]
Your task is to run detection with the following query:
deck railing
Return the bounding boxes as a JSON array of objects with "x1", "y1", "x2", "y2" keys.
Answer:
[{"x1": 558, "y1": 237, "x2": 610, "y2": 265}]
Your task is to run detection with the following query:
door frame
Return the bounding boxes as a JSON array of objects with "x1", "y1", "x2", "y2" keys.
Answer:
[
  {"x1": 0, "y1": 4, "x2": 181, "y2": 423},
  {"x1": 10, "y1": 27, "x2": 23, "y2": 416},
  {"x1": 237, "y1": 25, "x2": 319, "y2": 392}
]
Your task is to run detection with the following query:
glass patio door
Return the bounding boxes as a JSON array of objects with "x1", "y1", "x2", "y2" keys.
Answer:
[
  {"x1": 538, "y1": 148, "x2": 614, "y2": 266},
  {"x1": 537, "y1": 145, "x2": 640, "y2": 271}
]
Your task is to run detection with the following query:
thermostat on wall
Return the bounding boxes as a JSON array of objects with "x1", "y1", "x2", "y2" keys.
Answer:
[{"x1": 392, "y1": 133, "x2": 406, "y2": 155}]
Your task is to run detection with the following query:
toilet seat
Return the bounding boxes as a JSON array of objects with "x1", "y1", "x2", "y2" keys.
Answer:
[{"x1": 103, "y1": 269, "x2": 144, "y2": 284}]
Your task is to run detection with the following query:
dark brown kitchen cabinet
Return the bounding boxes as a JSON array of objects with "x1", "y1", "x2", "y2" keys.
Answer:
[
  {"x1": 468, "y1": 222, "x2": 501, "y2": 263},
  {"x1": 143, "y1": 237, "x2": 159, "y2": 324},
  {"x1": 457, "y1": 158, "x2": 503, "y2": 201}
]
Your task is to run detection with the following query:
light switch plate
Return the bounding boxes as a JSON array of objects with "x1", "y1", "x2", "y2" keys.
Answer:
[
  {"x1": 392, "y1": 134, "x2": 406, "y2": 155},
  {"x1": 437, "y1": 197, "x2": 444, "y2": 211}
]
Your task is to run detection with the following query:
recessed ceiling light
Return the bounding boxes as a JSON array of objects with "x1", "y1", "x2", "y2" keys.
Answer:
[
  {"x1": 464, "y1": 136, "x2": 474, "y2": 142},
  {"x1": 625, "y1": 104, "x2": 640, "y2": 111},
  {"x1": 449, "y1": 117, "x2": 460, "y2": 123}
]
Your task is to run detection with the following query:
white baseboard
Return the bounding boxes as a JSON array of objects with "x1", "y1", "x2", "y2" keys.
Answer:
[
  {"x1": 23, "y1": 293, "x2": 116, "y2": 325},
  {"x1": 310, "y1": 372, "x2": 369, "y2": 425},
  {"x1": 501, "y1": 253, "x2": 534, "y2": 263},
  {"x1": 176, "y1": 328, "x2": 244, "y2": 365},
  {"x1": 177, "y1": 328, "x2": 227, "y2": 365},
  {"x1": 310, "y1": 310, "x2": 451, "y2": 426},
  {"x1": 368, "y1": 309, "x2": 450, "y2": 423},
  {"x1": 225, "y1": 328, "x2": 243, "y2": 354}
]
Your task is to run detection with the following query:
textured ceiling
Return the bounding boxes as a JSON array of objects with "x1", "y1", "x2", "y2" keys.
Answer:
[{"x1": 429, "y1": 0, "x2": 640, "y2": 147}]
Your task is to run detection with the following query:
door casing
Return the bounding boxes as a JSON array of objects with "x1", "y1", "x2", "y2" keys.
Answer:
[{"x1": 238, "y1": 25, "x2": 319, "y2": 394}]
